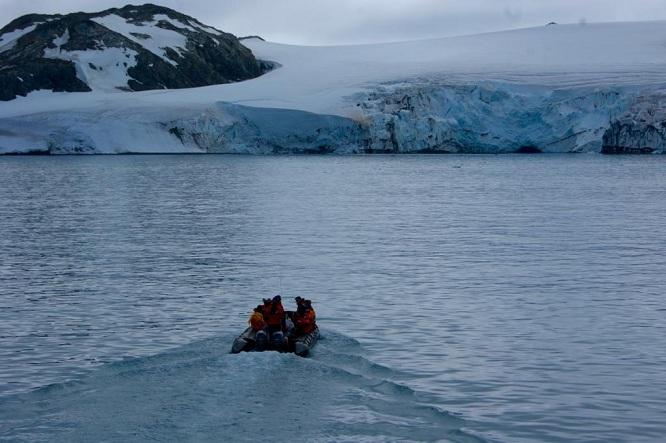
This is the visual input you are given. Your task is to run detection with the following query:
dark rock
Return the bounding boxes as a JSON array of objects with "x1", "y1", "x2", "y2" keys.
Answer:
[
  {"x1": 601, "y1": 145, "x2": 654, "y2": 154},
  {"x1": 0, "y1": 60, "x2": 91, "y2": 101},
  {"x1": 602, "y1": 116, "x2": 665, "y2": 154},
  {"x1": 239, "y1": 35, "x2": 266, "y2": 41},
  {"x1": 413, "y1": 148, "x2": 453, "y2": 154},
  {"x1": 1, "y1": 149, "x2": 50, "y2": 155},
  {"x1": 168, "y1": 126, "x2": 184, "y2": 143}
]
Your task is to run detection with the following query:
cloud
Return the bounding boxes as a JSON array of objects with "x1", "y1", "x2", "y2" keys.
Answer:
[{"x1": 2, "y1": 0, "x2": 666, "y2": 45}]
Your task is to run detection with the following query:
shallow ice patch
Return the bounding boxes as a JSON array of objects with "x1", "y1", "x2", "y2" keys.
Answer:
[
  {"x1": 188, "y1": 20, "x2": 223, "y2": 36},
  {"x1": 0, "y1": 23, "x2": 41, "y2": 53},
  {"x1": 43, "y1": 31, "x2": 139, "y2": 91},
  {"x1": 92, "y1": 14, "x2": 188, "y2": 66},
  {"x1": 151, "y1": 14, "x2": 198, "y2": 33}
]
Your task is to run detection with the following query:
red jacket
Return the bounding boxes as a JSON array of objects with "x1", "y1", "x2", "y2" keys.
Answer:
[
  {"x1": 263, "y1": 301, "x2": 285, "y2": 329},
  {"x1": 293, "y1": 308, "x2": 316, "y2": 335}
]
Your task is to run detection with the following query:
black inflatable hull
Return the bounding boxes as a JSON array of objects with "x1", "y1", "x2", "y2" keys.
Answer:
[
  {"x1": 292, "y1": 326, "x2": 319, "y2": 356},
  {"x1": 230, "y1": 326, "x2": 319, "y2": 356},
  {"x1": 230, "y1": 327, "x2": 258, "y2": 354}
]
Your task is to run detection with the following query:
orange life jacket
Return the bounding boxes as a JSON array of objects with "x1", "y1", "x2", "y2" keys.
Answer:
[
  {"x1": 249, "y1": 311, "x2": 266, "y2": 331},
  {"x1": 262, "y1": 301, "x2": 285, "y2": 329},
  {"x1": 293, "y1": 308, "x2": 316, "y2": 335}
]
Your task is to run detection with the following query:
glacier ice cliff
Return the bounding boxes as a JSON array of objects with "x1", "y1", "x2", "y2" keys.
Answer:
[
  {"x1": 355, "y1": 81, "x2": 645, "y2": 154},
  {"x1": 164, "y1": 103, "x2": 364, "y2": 154},
  {"x1": 2, "y1": 81, "x2": 662, "y2": 155}
]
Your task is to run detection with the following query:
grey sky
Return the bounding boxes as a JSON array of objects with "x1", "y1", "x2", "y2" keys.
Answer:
[{"x1": 2, "y1": 0, "x2": 666, "y2": 45}]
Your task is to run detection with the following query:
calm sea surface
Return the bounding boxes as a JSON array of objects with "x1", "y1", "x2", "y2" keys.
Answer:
[{"x1": 0, "y1": 154, "x2": 664, "y2": 442}]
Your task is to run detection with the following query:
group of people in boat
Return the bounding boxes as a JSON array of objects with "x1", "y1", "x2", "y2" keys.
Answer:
[{"x1": 248, "y1": 295, "x2": 317, "y2": 352}]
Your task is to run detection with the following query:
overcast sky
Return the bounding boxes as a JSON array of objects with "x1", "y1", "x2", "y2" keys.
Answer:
[{"x1": 3, "y1": 0, "x2": 666, "y2": 45}]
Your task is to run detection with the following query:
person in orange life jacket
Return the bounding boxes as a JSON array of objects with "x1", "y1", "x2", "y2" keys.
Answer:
[
  {"x1": 293, "y1": 296, "x2": 313, "y2": 313},
  {"x1": 284, "y1": 297, "x2": 303, "y2": 335},
  {"x1": 249, "y1": 305, "x2": 266, "y2": 330},
  {"x1": 249, "y1": 304, "x2": 269, "y2": 351},
  {"x1": 292, "y1": 297, "x2": 316, "y2": 335},
  {"x1": 295, "y1": 297, "x2": 316, "y2": 319},
  {"x1": 262, "y1": 295, "x2": 287, "y2": 350},
  {"x1": 287, "y1": 296, "x2": 305, "y2": 330}
]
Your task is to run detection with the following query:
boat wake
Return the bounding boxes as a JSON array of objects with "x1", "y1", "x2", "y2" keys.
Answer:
[{"x1": 0, "y1": 331, "x2": 486, "y2": 442}]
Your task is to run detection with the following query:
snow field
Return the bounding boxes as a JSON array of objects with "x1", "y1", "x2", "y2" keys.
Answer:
[
  {"x1": 91, "y1": 14, "x2": 189, "y2": 66},
  {"x1": 0, "y1": 23, "x2": 41, "y2": 53},
  {"x1": 3, "y1": 20, "x2": 666, "y2": 153}
]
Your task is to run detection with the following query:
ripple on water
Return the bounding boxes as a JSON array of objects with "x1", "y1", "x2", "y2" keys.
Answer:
[
  {"x1": 0, "y1": 332, "x2": 482, "y2": 443},
  {"x1": 1, "y1": 154, "x2": 665, "y2": 442}
]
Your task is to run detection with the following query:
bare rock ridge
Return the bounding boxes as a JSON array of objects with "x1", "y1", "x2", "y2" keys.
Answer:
[
  {"x1": 602, "y1": 95, "x2": 666, "y2": 154},
  {"x1": 0, "y1": 3, "x2": 264, "y2": 100}
]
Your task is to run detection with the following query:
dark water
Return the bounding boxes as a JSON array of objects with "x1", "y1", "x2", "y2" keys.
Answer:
[{"x1": 0, "y1": 154, "x2": 665, "y2": 442}]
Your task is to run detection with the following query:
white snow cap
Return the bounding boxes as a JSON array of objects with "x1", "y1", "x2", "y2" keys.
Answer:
[
  {"x1": 0, "y1": 23, "x2": 42, "y2": 53},
  {"x1": 91, "y1": 13, "x2": 189, "y2": 66},
  {"x1": 43, "y1": 29, "x2": 139, "y2": 92}
]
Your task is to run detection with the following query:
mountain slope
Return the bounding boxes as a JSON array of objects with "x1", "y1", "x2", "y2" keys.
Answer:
[
  {"x1": 2, "y1": 20, "x2": 666, "y2": 154},
  {"x1": 0, "y1": 3, "x2": 264, "y2": 100}
]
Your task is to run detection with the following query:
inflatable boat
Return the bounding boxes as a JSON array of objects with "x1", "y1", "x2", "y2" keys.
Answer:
[{"x1": 230, "y1": 326, "x2": 319, "y2": 357}]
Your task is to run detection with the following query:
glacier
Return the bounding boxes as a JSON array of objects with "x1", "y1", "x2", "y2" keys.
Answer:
[{"x1": 2, "y1": 21, "x2": 666, "y2": 154}]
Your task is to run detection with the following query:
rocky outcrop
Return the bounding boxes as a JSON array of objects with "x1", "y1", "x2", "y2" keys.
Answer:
[
  {"x1": 602, "y1": 95, "x2": 666, "y2": 154},
  {"x1": 238, "y1": 36, "x2": 265, "y2": 42},
  {"x1": 0, "y1": 4, "x2": 264, "y2": 100}
]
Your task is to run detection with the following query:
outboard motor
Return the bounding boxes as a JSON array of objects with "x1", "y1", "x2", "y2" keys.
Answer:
[
  {"x1": 255, "y1": 330, "x2": 268, "y2": 351},
  {"x1": 271, "y1": 331, "x2": 287, "y2": 352}
]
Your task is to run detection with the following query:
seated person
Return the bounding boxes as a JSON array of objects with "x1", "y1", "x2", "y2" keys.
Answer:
[
  {"x1": 248, "y1": 304, "x2": 268, "y2": 351},
  {"x1": 291, "y1": 297, "x2": 317, "y2": 336},
  {"x1": 262, "y1": 295, "x2": 287, "y2": 351}
]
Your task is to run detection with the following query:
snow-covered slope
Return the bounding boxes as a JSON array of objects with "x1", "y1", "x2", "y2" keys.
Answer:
[{"x1": 2, "y1": 20, "x2": 666, "y2": 154}]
